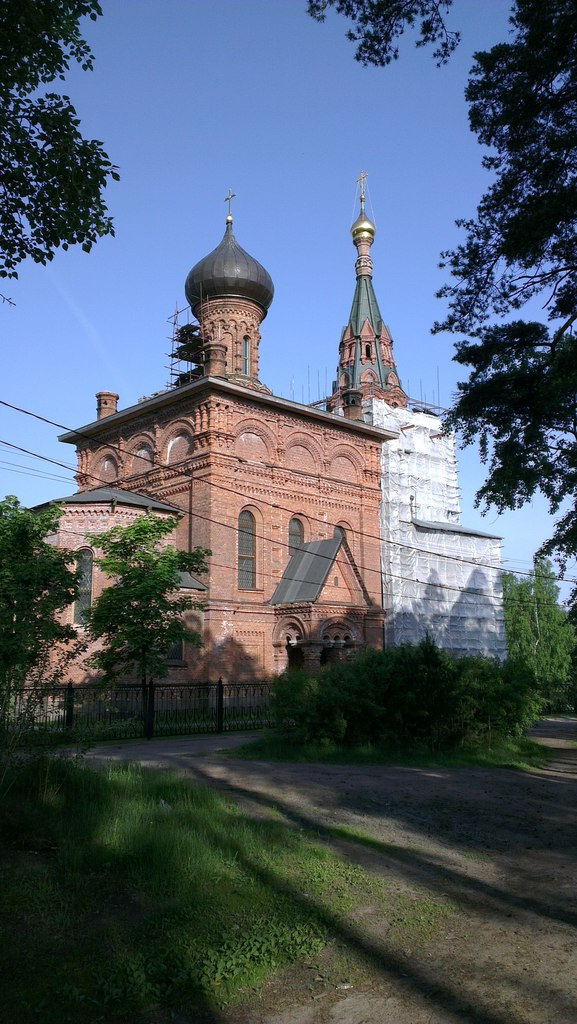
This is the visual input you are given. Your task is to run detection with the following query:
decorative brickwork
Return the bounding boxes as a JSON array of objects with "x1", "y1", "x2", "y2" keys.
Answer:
[{"x1": 59, "y1": 377, "x2": 387, "y2": 681}]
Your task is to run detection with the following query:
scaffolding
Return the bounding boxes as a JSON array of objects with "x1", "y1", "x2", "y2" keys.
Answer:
[{"x1": 166, "y1": 307, "x2": 205, "y2": 389}]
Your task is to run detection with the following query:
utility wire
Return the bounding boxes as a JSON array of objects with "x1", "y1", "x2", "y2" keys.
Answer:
[
  {"x1": 0, "y1": 443, "x2": 565, "y2": 611},
  {"x1": 1, "y1": 397, "x2": 571, "y2": 586},
  {"x1": 2, "y1": 398, "x2": 576, "y2": 597}
]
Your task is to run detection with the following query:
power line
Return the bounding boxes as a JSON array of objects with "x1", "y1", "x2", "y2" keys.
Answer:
[
  {"x1": 0, "y1": 438, "x2": 567, "y2": 612},
  {"x1": 2, "y1": 397, "x2": 576, "y2": 598},
  {"x1": 0, "y1": 433, "x2": 512, "y2": 603},
  {"x1": 1, "y1": 396, "x2": 567, "y2": 585}
]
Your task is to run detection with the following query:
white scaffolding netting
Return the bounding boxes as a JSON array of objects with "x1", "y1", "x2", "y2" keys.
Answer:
[{"x1": 369, "y1": 400, "x2": 506, "y2": 659}]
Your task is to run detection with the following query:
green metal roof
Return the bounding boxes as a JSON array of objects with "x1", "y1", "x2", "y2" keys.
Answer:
[{"x1": 348, "y1": 275, "x2": 383, "y2": 338}]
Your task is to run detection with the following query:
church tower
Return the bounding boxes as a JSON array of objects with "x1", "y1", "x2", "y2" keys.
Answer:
[
  {"x1": 328, "y1": 173, "x2": 407, "y2": 417},
  {"x1": 182, "y1": 203, "x2": 274, "y2": 393}
]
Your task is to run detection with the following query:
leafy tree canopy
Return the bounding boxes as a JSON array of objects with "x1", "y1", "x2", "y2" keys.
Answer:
[
  {"x1": 439, "y1": 0, "x2": 577, "y2": 574},
  {"x1": 0, "y1": 0, "x2": 118, "y2": 279},
  {"x1": 0, "y1": 496, "x2": 78, "y2": 690},
  {"x1": 86, "y1": 515, "x2": 209, "y2": 685},
  {"x1": 307, "y1": 0, "x2": 459, "y2": 66},
  {"x1": 502, "y1": 558, "x2": 576, "y2": 710}
]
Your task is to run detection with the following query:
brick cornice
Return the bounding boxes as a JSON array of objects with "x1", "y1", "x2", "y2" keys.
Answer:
[{"x1": 59, "y1": 377, "x2": 398, "y2": 446}]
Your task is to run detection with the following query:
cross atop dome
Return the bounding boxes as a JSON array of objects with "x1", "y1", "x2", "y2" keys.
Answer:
[{"x1": 224, "y1": 188, "x2": 236, "y2": 222}]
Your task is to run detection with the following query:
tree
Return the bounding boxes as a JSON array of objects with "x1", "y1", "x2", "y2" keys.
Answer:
[
  {"x1": 85, "y1": 515, "x2": 209, "y2": 692},
  {"x1": 438, "y1": 1, "x2": 577, "y2": 579},
  {"x1": 306, "y1": 0, "x2": 459, "y2": 66},
  {"x1": 0, "y1": 0, "x2": 118, "y2": 280},
  {"x1": 0, "y1": 496, "x2": 79, "y2": 758},
  {"x1": 0, "y1": 496, "x2": 79, "y2": 687},
  {"x1": 502, "y1": 558, "x2": 576, "y2": 710},
  {"x1": 310, "y1": 0, "x2": 577, "y2": 582}
]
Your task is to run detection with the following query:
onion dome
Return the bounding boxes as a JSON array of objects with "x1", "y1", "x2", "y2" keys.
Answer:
[
  {"x1": 350, "y1": 205, "x2": 375, "y2": 241},
  {"x1": 351, "y1": 211, "x2": 375, "y2": 240},
  {"x1": 185, "y1": 216, "x2": 274, "y2": 314}
]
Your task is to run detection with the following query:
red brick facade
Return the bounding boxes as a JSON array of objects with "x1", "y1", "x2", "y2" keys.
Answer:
[{"x1": 58, "y1": 377, "x2": 393, "y2": 681}]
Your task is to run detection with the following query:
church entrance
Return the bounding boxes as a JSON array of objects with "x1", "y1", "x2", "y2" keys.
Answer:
[{"x1": 286, "y1": 642, "x2": 304, "y2": 671}]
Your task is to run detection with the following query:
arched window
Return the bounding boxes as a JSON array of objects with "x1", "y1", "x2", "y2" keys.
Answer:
[
  {"x1": 74, "y1": 549, "x2": 93, "y2": 624},
  {"x1": 133, "y1": 444, "x2": 154, "y2": 474},
  {"x1": 288, "y1": 517, "x2": 304, "y2": 556},
  {"x1": 167, "y1": 433, "x2": 193, "y2": 465},
  {"x1": 365, "y1": 343, "x2": 371, "y2": 359},
  {"x1": 99, "y1": 455, "x2": 117, "y2": 483},
  {"x1": 242, "y1": 336, "x2": 251, "y2": 375},
  {"x1": 238, "y1": 510, "x2": 256, "y2": 589}
]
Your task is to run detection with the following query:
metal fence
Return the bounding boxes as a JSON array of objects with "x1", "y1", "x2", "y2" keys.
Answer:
[{"x1": 9, "y1": 679, "x2": 273, "y2": 743}]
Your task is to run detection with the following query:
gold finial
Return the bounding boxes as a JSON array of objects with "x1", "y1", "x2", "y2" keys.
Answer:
[
  {"x1": 224, "y1": 188, "x2": 236, "y2": 223},
  {"x1": 356, "y1": 170, "x2": 367, "y2": 211}
]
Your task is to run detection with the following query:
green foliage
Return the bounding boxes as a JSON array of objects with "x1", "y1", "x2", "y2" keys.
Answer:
[
  {"x1": 0, "y1": 496, "x2": 80, "y2": 770},
  {"x1": 0, "y1": 0, "x2": 118, "y2": 278},
  {"x1": 86, "y1": 514, "x2": 209, "y2": 684},
  {"x1": 437, "y1": 1, "x2": 577, "y2": 573},
  {"x1": 503, "y1": 558, "x2": 576, "y2": 710},
  {"x1": 271, "y1": 638, "x2": 542, "y2": 751},
  {"x1": 307, "y1": 0, "x2": 459, "y2": 66},
  {"x1": 0, "y1": 497, "x2": 79, "y2": 689}
]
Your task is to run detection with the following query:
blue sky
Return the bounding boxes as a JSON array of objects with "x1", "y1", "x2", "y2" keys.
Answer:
[{"x1": 1, "y1": 0, "x2": 572, "y2": 594}]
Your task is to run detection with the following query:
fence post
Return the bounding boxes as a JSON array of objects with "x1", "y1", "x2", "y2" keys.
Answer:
[
  {"x1": 216, "y1": 678, "x2": 224, "y2": 733},
  {"x1": 64, "y1": 681, "x2": 74, "y2": 730},
  {"x1": 144, "y1": 680, "x2": 155, "y2": 740}
]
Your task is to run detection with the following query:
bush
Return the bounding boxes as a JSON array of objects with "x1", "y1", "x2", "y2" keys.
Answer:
[{"x1": 271, "y1": 639, "x2": 543, "y2": 752}]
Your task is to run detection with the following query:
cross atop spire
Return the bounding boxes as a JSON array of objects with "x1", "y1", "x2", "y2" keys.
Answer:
[{"x1": 356, "y1": 170, "x2": 367, "y2": 211}]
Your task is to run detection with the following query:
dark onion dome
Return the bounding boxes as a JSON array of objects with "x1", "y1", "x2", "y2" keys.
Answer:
[{"x1": 185, "y1": 216, "x2": 274, "y2": 314}]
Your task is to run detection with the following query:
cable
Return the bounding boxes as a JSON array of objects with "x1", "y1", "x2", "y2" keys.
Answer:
[
  {"x1": 0, "y1": 433, "x2": 518, "y2": 605},
  {"x1": 1, "y1": 437, "x2": 566, "y2": 612},
  {"x1": 2, "y1": 396, "x2": 573, "y2": 588},
  {"x1": 0, "y1": 459, "x2": 73, "y2": 484},
  {"x1": 2, "y1": 398, "x2": 576, "y2": 600}
]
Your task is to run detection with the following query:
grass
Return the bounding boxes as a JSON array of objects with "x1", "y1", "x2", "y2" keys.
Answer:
[
  {"x1": 228, "y1": 732, "x2": 552, "y2": 770},
  {"x1": 0, "y1": 752, "x2": 452, "y2": 1023}
]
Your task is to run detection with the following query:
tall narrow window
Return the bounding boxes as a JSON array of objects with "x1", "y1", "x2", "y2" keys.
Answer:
[
  {"x1": 74, "y1": 549, "x2": 93, "y2": 624},
  {"x1": 242, "y1": 336, "x2": 250, "y2": 375},
  {"x1": 166, "y1": 637, "x2": 184, "y2": 663},
  {"x1": 288, "y1": 517, "x2": 304, "y2": 556},
  {"x1": 238, "y1": 510, "x2": 256, "y2": 589}
]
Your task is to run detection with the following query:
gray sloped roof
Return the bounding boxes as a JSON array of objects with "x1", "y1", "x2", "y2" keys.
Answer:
[
  {"x1": 178, "y1": 571, "x2": 207, "y2": 592},
  {"x1": 34, "y1": 487, "x2": 182, "y2": 515},
  {"x1": 413, "y1": 518, "x2": 502, "y2": 540},
  {"x1": 269, "y1": 533, "x2": 342, "y2": 605}
]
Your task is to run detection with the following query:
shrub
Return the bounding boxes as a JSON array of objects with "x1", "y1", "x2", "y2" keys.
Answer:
[{"x1": 271, "y1": 639, "x2": 543, "y2": 752}]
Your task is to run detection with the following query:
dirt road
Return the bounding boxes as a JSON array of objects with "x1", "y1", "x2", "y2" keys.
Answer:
[{"x1": 86, "y1": 718, "x2": 577, "y2": 1024}]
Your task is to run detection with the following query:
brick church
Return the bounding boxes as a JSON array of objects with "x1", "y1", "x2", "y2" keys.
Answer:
[{"x1": 46, "y1": 184, "x2": 506, "y2": 681}]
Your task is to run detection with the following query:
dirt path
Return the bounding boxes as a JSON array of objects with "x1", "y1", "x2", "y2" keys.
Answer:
[{"x1": 86, "y1": 719, "x2": 577, "y2": 1024}]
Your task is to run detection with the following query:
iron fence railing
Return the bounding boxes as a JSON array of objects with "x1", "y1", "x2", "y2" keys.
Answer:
[{"x1": 7, "y1": 679, "x2": 273, "y2": 743}]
